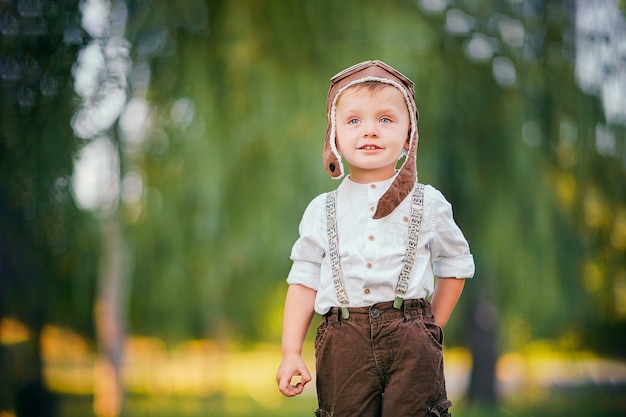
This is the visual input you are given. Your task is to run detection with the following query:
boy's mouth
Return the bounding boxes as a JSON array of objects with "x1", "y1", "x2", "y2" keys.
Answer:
[{"x1": 359, "y1": 145, "x2": 382, "y2": 150}]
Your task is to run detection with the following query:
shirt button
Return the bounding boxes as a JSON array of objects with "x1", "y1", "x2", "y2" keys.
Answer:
[
  {"x1": 368, "y1": 235, "x2": 375, "y2": 241},
  {"x1": 366, "y1": 262, "x2": 373, "y2": 269},
  {"x1": 364, "y1": 288, "x2": 371, "y2": 294},
  {"x1": 370, "y1": 206, "x2": 375, "y2": 212},
  {"x1": 370, "y1": 184, "x2": 377, "y2": 189},
  {"x1": 403, "y1": 216, "x2": 409, "y2": 222}
]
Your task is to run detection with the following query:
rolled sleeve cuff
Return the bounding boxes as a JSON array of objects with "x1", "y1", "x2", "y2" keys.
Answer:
[
  {"x1": 286, "y1": 261, "x2": 320, "y2": 290},
  {"x1": 432, "y1": 255, "x2": 475, "y2": 279}
]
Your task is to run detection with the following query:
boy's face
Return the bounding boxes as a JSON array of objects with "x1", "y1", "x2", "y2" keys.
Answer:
[{"x1": 335, "y1": 85, "x2": 410, "y2": 183}]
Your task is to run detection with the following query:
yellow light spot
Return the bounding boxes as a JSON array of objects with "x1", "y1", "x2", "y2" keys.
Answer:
[
  {"x1": 41, "y1": 325, "x2": 90, "y2": 362},
  {"x1": 611, "y1": 209, "x2": 626, "y2": 250},
  {"x1": 583, "y1": 191, "x2": 608, "y2": 229},
  {"x1": 509, "y1": 316, "x2": 532, "y2": 350},
  {"x1": 582, "y1": 261, "x2": 604, "y2": 293},
  {"x1": 0, "y1": 317, "x2": 29, "y2": 345},
  {"x1": 558, "y1": 330, "x2": 581, "y2": 352},
  {"x1": 555, "y1": 173, "x2": 576, "y2": 209}
]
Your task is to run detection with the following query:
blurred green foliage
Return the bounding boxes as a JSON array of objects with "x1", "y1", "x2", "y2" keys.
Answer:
[{"x1": 114, "y1": 0, "x2": 626, "y2": 351}]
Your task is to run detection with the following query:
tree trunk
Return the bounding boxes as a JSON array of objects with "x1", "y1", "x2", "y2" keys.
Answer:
[
  {"x1": 93, "y1": 214, "x2": 128, "y2": 417},
  {"x1": 467, "y1": 291, "x2": 498, "y2": 406}
]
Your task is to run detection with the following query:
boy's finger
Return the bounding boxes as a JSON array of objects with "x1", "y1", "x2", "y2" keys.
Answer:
[
  {"x1": 280, "y1": 383, "x2": 301, "y2": 397},
  {"x1": 278, "y1": 375, "x2": 299, "y2": 396},
  {"x1": 302, "y1": 369, "x2": 312, "y2": 383}
]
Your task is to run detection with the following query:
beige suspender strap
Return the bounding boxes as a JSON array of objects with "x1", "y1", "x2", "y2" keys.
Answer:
[
  {"x1": 325, "y1": 184, "x2": 425, "y2": 318},
  {"x1": 326, "y1": 189, "x2": 350, "y2": 319},
  {"x1": 393, "y1": 183, "x2": 425, "y2": 308}
]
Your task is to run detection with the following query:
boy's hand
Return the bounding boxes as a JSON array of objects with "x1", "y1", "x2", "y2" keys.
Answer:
[
  {"x1": 277, "y1": 284, "x2": 316, "y2": 396},
  {"x1": 276, "y1": 353, "x2": 312, "y2": 397},
  {"x1": 431, "y1": 277, "x2": 465, "y2": 328}
]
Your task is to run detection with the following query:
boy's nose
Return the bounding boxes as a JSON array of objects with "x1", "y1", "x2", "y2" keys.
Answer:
[{"x1": 363, "y1": 121, "x2": 379, "y2": 137}]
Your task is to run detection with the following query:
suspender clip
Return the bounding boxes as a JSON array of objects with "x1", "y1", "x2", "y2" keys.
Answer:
[
  {"x1": 393, "y1": 296, "x2": 404, "y2": 309},
  {"x1": 341, "y1": 306, "x2": 350, "y2": 319}
]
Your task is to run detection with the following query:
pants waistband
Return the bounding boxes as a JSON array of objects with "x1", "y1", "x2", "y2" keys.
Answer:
[{"x1": 323, "y1": 298, "x2": 431, "y2": 324}]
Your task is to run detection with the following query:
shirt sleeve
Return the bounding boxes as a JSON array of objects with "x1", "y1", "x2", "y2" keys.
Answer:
[
  {"x1": 428, "y1": 187, "x2": 475, "y2": 279},
  {"x1": 286, "y1": 195, "x2": 326, "y2": 290}
]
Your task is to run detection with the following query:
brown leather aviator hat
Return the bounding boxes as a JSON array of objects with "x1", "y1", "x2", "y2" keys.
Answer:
[{"x1": 322, "y1": 60, "x2": 420, "y2": 219}]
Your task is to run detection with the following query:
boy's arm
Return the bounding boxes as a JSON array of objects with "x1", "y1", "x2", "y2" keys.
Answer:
[
  {"x1": 430, "y1": 277, "x2": 465, "y2": 328},
  {"x1": 276, "y1": 284, "x2": 316, "y2": 397}
]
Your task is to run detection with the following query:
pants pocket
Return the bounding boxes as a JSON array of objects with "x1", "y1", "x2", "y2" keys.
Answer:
[
  {"x1": 417, "y1": 318, "x2": 444, "y2": 350},
  {"x1": 314, "y1": 321, "x2": 332, "y2": 355},
  {"x1": 428, "y1": 399, "x2": 452, "y2": 417}
]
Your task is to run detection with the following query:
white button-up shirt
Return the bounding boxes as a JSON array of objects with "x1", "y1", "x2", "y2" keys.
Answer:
[{"x1": 287, "y1": 176, "x2": 475, "y2": 315}]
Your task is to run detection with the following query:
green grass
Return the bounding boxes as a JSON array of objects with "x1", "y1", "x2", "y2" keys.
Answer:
[
  {"x1": 456, "y1": 383, "x2": 626, "y2": 417},
  {"x1": 57, "y1": 394, "x2": 319, "y2": 417},
  {"x1": 55, "y1": 384, "x2": 626, "y2": 417}
]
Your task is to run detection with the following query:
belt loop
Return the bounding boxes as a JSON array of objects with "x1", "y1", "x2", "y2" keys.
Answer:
[
  {"x1": 325, "y1": 308, "x2": 340, "y2": 326},
  {"x1": 403, "y1": 299, "x2": 420, "y2": 319},
  {"x1": 415, "y1": 298, "x2": 424, "y2": 317},
  {"x1": 324, "y1": 310, "x2": 332, "y2": 324},
  {"x1": 334, "y1": 308, "x2": 343, "y2": 327},
  {"x1": 422, "y1": 298, "x2": 430, "y2": 318},
  {"x1": 402, "y1": 300, "x2": 411, "y2": 320}
]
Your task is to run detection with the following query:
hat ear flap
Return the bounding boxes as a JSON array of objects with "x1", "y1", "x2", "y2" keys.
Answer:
[{"x1": 323, "y1": 124, "x2": 343, "y2": 179}]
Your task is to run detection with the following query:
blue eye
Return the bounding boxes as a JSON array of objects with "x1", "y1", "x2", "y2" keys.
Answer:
[
  {"x1": 380, "y1": 117, "x2": 391, "y2": 123},
  {"x1": 348, "y1": 118, "x2": 359, "y2": 125}
]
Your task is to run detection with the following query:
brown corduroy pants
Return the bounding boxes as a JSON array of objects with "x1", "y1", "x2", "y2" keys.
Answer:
[{"x1": 314, "y1": 299, "x2": 452, "y2": 417}]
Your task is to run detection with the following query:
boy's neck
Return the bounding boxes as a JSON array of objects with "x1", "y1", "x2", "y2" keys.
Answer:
[{"x1": 348, "y1": 171, "x2": 396, "y2": 184}]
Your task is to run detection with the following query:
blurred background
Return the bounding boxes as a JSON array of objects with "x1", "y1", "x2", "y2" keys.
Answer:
[{"x1": 1, "y1": 0, "x2": 625, "y2": 416}]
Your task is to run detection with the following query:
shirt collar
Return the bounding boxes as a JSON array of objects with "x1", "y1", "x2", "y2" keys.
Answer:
[{"x1": 340, "y1": 175, "x2": 395, "y2": 198}]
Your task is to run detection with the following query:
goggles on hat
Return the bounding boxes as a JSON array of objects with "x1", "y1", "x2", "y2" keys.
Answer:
[{"x1": 330, "y1": 60, "x2": 415, "y2": 95}]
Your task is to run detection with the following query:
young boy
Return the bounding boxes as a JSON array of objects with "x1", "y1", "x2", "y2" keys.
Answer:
[{"x1": 276, "y1": 60, "x2": 475, "y2": 417}]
